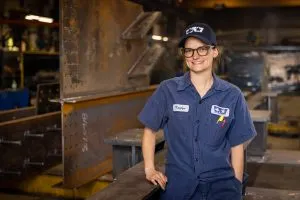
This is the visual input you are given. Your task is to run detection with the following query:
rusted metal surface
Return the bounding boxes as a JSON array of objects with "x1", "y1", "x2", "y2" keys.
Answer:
[
  {"x1": 128, "y1": 44, "x2": 166, "y2": 79},
  {"x1": 36, "y1": 83, "x2": 60, "y2": 114},
  {"x1": 105, "y1": 128, "x2": 164, "y2": 147},
  {"x1": 62, "y1": 87, "x2": 156, "y2": 188},
  {"x1": 0, "y1": 112, "x2": 61, "y2": 182},
  {"x1": 60, "y1": 0, "x2": 163, "y2": 188},
  {"x1": 122, "y1": 12, "x2": 161, "y2": 39},
  {"x1": 105, "y1": 129, "x2": 164, "y2": 178},
  {"x1": 61, "y1": 0, "x2": 147, "y2": 99},
  {"x1": 87, "y1": 148, "x2": 166, "y2": 200},
  {"x1": 0, "y1": 107, "x2": 36, "y2": 123}
]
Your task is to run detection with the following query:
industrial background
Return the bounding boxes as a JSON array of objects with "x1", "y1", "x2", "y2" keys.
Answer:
[{"x1": 0, "y1": 0, "x2": 300, "y2": 199}]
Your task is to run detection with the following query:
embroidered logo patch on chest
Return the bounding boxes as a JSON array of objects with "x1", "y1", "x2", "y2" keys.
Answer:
[
  {"x1": 211, "y1": 105, "x2": 230, "y2": 117},
  {"x1": 173, "y1": 104, "x2": 189, "y2": 112}
]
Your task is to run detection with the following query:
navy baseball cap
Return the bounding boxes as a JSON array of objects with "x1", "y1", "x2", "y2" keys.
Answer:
[{"x1": 178, "y1": 23, "x2": 217, "y2": 47}]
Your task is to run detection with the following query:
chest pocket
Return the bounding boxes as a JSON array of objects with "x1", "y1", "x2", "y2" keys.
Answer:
[
  {"x1": 168, "y1": 111, "x2": 192, "y2": 139},
  {"x1": 202, "y1": 114, "x2": 233, "y2": 146}
]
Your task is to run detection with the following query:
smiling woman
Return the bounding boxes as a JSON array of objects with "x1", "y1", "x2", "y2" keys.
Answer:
[{"x1": 138, "y1": 22, "x2": 256, "y2": 200}]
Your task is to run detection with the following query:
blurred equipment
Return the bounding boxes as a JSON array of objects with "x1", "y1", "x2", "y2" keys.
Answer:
[
  {"x1": 265, "y1": 52, "x2": 300, "y2": 91},
  {"x1": 224, "y1": 46, "x2": 300, "y2": 92},
  {"x1": 225, "y1": 50, "x2": 264, "y2": 92},
  {"x1": 0, "y1": 50, "x2": 20, "y2": 89}
]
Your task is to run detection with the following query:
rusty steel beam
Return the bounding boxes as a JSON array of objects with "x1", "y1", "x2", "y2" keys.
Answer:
[
  {"x1": 0, "y1": 107, "x2": 36, "y2": 123},
  {"x1": 128, "y1": 44, "x2": 166, "y2": 79},
  {"x1": 60, "y1": 0, "x2": 168, "y2": 188},
  {"x1": 122, "y1": 12, "x2": 161, "y2": 39},
  {"x1": 0, "y1": 111, "x2": 61, "y2": 183},
  {"x1": 179, "y1": 0, "x2": 300, "y2": 8},
  {"x1": 62, "y1": 86, "x2": 156, "y2": 188},
  {"x1": 60, "y1": 0, "x2": 147, "y2": 99},
  {"x1": 87, "y1": 149, "x2": 166, "y2": 200}
]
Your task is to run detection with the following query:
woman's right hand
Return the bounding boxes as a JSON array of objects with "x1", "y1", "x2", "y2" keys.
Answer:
[{"x1": 145, "y1": 168, "x2": 168, "y2": 190}]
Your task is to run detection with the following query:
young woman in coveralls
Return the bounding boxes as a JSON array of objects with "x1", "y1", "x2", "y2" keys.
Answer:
[{"x1": 138, "y1": 23, "x2": 256, "y2": 200}]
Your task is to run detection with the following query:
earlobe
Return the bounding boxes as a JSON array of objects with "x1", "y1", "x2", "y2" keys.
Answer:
[{"x1": 214, "y1": 48, "x2": 219, "y2": 58}]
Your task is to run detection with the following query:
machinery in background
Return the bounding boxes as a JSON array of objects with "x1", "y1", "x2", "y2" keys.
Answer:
[
  {"x1": 224, "y1": 50, "x2": 264, "y2": 92},
  {"x1": 222, "y1": 46, "x2": 300, "y2": 93}
]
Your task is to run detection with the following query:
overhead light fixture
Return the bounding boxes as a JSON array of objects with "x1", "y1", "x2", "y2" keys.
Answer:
[
  {"x1": 152, "y1": 35, "x2": 169, "y2": 42},
  {"x1": 162, "y1": 37, "x2": 169, "y2": 42},
  {"x1": 152, "y1": 35, "x2": 162, "y2": 40},
  {"x1": 25, "y1": 15, "x2": 53, "y2": 23}
]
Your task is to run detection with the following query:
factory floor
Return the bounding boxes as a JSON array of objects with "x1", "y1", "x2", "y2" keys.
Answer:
[
  {"x1": 1, "y1": 92, "x2": 299, "y2": 200},
  {"x1": 1, "y1": 138, "x2": 299, "y2": 200}
]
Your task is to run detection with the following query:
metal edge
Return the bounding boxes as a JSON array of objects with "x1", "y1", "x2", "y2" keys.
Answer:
[
  {"x1": 0, "y1": 111, "x2": 61, "y2": 126},
  {"x1": 139, "y1": 12, "x2": 161, "y2": 38},
  {"x1": 143, "y1": 45, "x2": 166, "y2": 76},
  {"x1": 0, "y1": 106, "x2": 35, "y2": 115},
  {"x1": 121, "y1": 11, "x2": 145, "y2": 39},
  {"x1": 121, "y1": 11, "x2": 161, "y2": 40},
  {"x1": 60, "y1": 85, "x2": 158, "y2": 104},
  {"x1": 127, "y1": 47, "x2": 150, "y2": 76},
  {"x1": 59, "y1": 0, "x2": 64, "y2": 100}
]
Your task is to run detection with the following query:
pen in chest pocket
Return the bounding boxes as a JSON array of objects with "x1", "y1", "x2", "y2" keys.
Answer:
[{"x1": 216, "y1": 115, "x2": 226, "y2": 127}]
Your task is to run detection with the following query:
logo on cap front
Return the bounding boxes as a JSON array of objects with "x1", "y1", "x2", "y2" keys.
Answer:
[{"x1": 186, "y1": 26, "x2": 204, "y2": 35}]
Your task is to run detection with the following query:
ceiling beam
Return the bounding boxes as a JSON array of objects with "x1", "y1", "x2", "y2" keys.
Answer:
[
  {"x1": 127, "y1": 0, "x2": 198, "y2": 20},
  {"x1": 179, "y1": 0, "x2": 300, "y2": 8}
]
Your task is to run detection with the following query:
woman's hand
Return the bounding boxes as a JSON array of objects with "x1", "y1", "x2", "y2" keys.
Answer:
[{"x1": 145, "y1": 168, "x2": 168, "y2": 190}]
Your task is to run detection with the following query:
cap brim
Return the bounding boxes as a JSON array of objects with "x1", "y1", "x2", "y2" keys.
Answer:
[{"x1": 178, "y1": 34, "x2": 213, "y2": 48}]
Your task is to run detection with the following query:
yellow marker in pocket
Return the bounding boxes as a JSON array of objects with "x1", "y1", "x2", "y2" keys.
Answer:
[{"x1": 216, "y1": 115, "x2": 224, "y2": 124}]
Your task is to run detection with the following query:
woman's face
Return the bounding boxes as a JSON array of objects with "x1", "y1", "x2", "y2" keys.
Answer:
[{"x1": 183, "y1": 37, "x2": 218, "y2": 74}]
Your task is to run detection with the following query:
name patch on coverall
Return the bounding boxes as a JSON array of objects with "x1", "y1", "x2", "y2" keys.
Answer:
[{"x1": 173, "y1": 104, "x2": 189, "y2": 112}]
